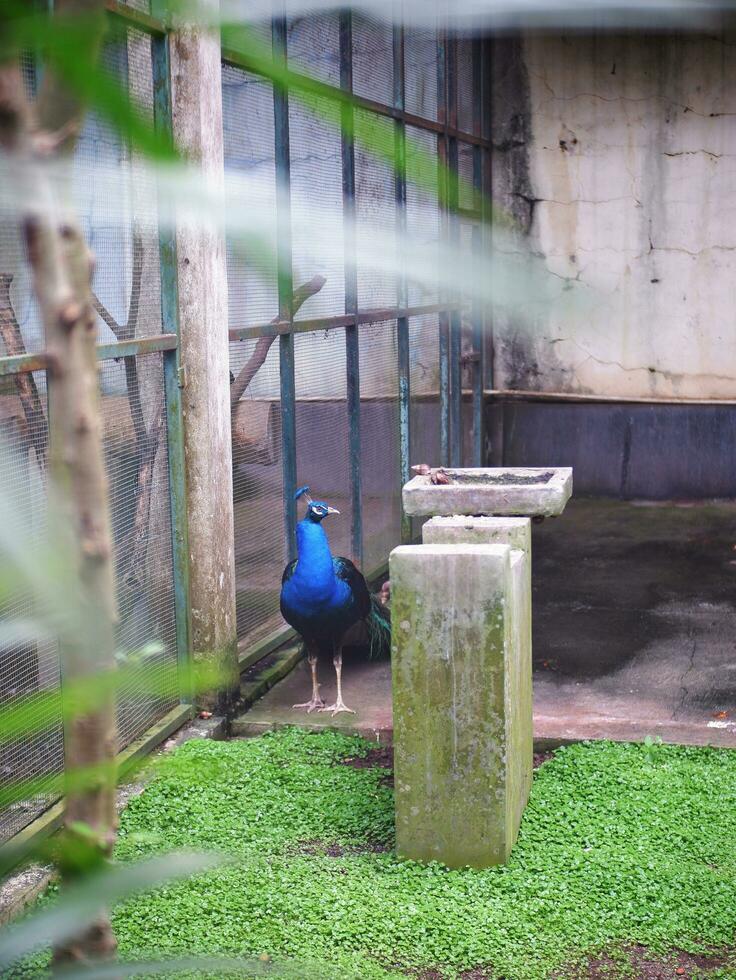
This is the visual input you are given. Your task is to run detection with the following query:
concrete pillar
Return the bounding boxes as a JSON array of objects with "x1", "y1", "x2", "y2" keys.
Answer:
[
  {"x1": 169, "y1": 5, "x2": 238, "y2": 707},
  {"x1": 422, "y1": 516, "x2": 533, "y2": 828},
  {"x1": 390, "y1": 542, "x2": 531, "y2": 868}
]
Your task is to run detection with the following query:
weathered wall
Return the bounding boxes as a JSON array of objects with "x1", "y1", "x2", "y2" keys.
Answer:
[{"x1": 491, "y1": 30, "x2": 736, "y2": 400}]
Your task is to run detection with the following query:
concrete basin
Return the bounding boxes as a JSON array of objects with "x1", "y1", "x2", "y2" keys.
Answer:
[{"x1": 402, "y1": 466, "x2": 572, "y2": 518}]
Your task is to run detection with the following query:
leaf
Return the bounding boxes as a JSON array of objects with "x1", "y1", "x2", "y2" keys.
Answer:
[
  {"x1": 54, "y1": 954, "x2": 345, "y2": 978},
  {"x1": 0, "y1": 852, "x2": 227, "y2": 971}
]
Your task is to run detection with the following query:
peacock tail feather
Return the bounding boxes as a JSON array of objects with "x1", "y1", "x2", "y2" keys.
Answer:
[{"x1": 366, "y1": 594, "x2": 391, "y2": 660}]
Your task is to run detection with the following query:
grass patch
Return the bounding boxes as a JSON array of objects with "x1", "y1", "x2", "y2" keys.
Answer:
[{"x1": 9, "y1": 730, "x2": 736, "y2": 978}]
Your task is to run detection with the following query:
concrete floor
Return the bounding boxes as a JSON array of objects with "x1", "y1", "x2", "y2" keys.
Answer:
[{"x1": 234, "y1": 498, "x2": 736, "y2": 748}]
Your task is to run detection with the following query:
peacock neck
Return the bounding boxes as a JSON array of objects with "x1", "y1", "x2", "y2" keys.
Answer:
[{"x1": 294, "y1": 519, "x2": 336, "y2": 592}]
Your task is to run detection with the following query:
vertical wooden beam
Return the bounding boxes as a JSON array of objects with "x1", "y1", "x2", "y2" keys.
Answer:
[{"x1": 168, "y1": 0, "x2": 238, "y2": 708}]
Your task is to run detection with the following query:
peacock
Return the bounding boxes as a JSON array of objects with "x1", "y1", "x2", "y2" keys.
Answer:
[{"x1": 280, "y1": 486, "x2": 391, "y2": 716}]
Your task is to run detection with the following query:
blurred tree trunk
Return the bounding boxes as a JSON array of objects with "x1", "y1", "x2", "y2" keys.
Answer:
[{"x1": 0, "y1": 0, "x2": 119, "y2": 966}]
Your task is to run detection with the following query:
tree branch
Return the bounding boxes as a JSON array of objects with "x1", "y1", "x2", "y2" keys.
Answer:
[
  {"x1": 0, "y1": 273, "x2": 49, "y2": 470},
  {"x1": 0, "y1": 5, "x2": 118, "y2": 962},
  {"x1": 229, "y1": 274, "x2": 326, "y2": 408}
]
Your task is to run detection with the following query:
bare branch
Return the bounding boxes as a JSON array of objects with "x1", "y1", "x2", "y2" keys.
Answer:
[
  {"x1": 229, "y1": 274, "x2": 326, "y2": 408},
  {"x1": 0, "y1": 4, "x2": 119, "y2": 962},
  {"x1": 92, "y1": 293, "x2": 122, "y2": 339},
  {"x1": 0, "y1": 273, "x2": 49, "y2": 470}
]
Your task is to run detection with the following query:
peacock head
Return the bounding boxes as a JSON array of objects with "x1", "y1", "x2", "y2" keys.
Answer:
[{"x1": 295, "y1": 485, "x2": 340, "y2": 523}]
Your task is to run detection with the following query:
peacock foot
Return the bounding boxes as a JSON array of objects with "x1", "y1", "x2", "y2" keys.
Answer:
[
  {"x1": 318, "y1": 700, "x2": 356, "y2": 716},
  {"x1": 293, "y1": 696, "x2": 325, "y2": 713}
]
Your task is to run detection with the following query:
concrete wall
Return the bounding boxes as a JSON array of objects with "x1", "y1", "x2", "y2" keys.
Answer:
[{"x1": 491, "y1": 30, "x2": 736, "y2": 401}]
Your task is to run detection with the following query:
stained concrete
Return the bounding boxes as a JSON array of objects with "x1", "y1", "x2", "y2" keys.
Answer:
[
  {"x1": 234, "y1": 498, "x2": 736, "y2": 748},
  {"x1": 402, "y1": 467, "x2": 572, "y2": 518},
  {"x1": 491, "y1": 31, "x2": 736, "y2": 402},
  {"x1": 390, "y1": 544, "x2": 526, "y2": 867}
]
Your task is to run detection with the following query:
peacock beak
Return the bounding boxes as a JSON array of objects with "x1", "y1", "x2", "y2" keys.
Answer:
[{"x1": 327, "y1": 506, "x2": 340, "y2": 515}]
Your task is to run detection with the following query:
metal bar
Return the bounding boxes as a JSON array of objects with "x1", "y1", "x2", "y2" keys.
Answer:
[
  {"x1": 0, "y1": 352, "x2": 50, "y2": 376},
  {"x1": 437, "y1": 28, "x2": 450, "y2": 467},
  {"x1": 98, "y1": 333, "x2": 179, "y2": 359},
  {"x1": 227, "y1": 303, "x2": 463, "y2": 342},
  {"x1": 443, "y1": 32, "x2": 462, "y2": 468},
  {"x1": 448, "y1": 143, "x2": 463, "y2": 468},
  {"x1": 220, "y1": 45, "x2": 493, "y2": 150},
  {"x1": 106, "y1": 0, "x2": 167, "y2": 36},
  {"x1": 340, "y1": 11, "x2": 363, "y2": 567},
  {"x1": 481, "y1": 37, "x2": 494, "y2": 463},
  {"x1": 0, "y1": 334, "x2": 179, "y2": 377},
  {"x1": 470, "y1": 222, "x2": 484, "y2": 465},
  {"x1": 273, "y1": 13, "x2": 298, "y2": 562},
  {"x1": 153, "y1": 32, "x2": 192, "y2": 704},
  {"x1": 470, "y1": 40, "x2": 485, "y2": 466},
  {"x1": 394, "y1": 22, "x2": 411, "y2": 544}
]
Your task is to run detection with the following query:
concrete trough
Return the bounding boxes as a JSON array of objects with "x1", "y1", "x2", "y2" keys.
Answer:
[{"x1": 402, "y1": 466, "x2": 572, "y2": 518}]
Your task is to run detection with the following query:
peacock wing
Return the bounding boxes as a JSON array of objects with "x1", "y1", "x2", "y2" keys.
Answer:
[
  {"x1": 333, "y1": 556, "x2": 371, "y2": 619},
  {"x1": 281, "y1": 558, "x2": 298, "y2": 585}
]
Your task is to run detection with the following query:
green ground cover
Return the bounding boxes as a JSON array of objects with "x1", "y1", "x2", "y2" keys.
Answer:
[{"x1": 10, "y1": 730, "x2": 736, "y2": 978}]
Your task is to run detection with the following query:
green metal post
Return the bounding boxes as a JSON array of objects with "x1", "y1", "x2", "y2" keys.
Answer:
[
  {"x1": 153, "y1": 31, "x2": 192, "y2": 703},
  {"x1": 394, "y1": 23, "x2": 411, "y2": 543},
  {"x1": 273, "y1": 13, "x2": 298, "y2": 563},
  {"x1": 340, "y1": 11, "x2": 364, "y2": 567}
]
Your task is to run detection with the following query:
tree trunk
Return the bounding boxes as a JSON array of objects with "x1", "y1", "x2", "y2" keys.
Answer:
[{"x1": 0, "y1": 0, "x2": 118, "y2": 965}]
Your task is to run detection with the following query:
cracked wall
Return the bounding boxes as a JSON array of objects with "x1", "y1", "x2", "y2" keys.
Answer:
[{"x1": 491, "y1": 31, "x2": 736, "y2": 400}]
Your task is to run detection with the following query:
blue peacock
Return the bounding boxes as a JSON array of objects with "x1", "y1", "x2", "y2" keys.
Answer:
[{"x1": 280, "y1": 486, "x2": 391, "y2": 715}]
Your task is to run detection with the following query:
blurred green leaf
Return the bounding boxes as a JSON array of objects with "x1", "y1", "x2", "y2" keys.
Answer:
[{"x1": 0, "y1": 852, "x2": 227, "y2": 972}]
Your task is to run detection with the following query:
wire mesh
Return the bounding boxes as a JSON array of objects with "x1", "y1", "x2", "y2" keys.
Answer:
[
  {"x1": 294, "y1": 329, "x2": 353, "y2": 563},
  {"x1": 459, "y1": 220, "x2": 479, "y2": 465},
  {"x1": 230, "y1": 337, "x2": 285, "y2": 645},
  {"x1": 1, "y1": 56, "x2": 39, "y2": 355},
  {"x1": 223, "y1": 64, "x2": 279, "y2": 327},
  {"x1": 409, "y1": 313, "x2": 441, "y2": 537},
  {"x1": 405, "y1": 26, "x2": 438, "y2": 122},
  {"x1": 352, "y1": 15, "x2": 394, "y2": 106},
  {"x1": 406, "y1": 126, "x2": 440, "y2": 305},
  {"x1": 360, "y1": 321, "x2": 400, "y2": 572},
  {"x1": 0, "y1": 371, "x2": 61, "y2": 844},
  {"x1": 0, "y1": 352, "x2": 179, "y2": 844},
  {"x1": 98, "y1": 355, "x2": 179, "y2": 748},
  {"x1": 456, "y1": 35, "x2": 476, "y2": 135},
  {"x1": 355, "y1": 111, "x2": 397, "y2": 310},
  {"x1": 287, "y1": 13, "x2": 340, "y2": 86},
  {"x1": 289, "y1": 96, "x2": 345, "y2": 318},
  {"x1": 458, "y1": 141, "x2": 476, "y2": 211},
  {"x1": 80, "y1": 30, "x2": 163, "y2": 345}
]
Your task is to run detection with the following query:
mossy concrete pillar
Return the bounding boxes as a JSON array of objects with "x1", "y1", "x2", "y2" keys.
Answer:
[
  {"x1": 390, "y1": 542, "x2": 530, "y2": 868},
  {"x1": 423, "y1": 517, "x2": 534, "y2": 834}
]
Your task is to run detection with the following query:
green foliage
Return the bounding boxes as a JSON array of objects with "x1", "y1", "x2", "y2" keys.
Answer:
[{"x1": 14, "y1": 730, "x2": 736, "y2": 979}]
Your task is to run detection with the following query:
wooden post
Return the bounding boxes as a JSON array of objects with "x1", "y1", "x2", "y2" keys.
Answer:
[{"x1": 168, "y1": 4, "x2": 239, "y2": 709}]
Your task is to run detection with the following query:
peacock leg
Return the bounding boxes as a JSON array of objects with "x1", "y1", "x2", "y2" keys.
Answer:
[
  {"x1": 319, "y1": 648, "x2": 355, "y2": 716},
  {"x1": 293, "y1": 652, "x2": 325, "y2": 712}
]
